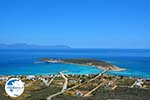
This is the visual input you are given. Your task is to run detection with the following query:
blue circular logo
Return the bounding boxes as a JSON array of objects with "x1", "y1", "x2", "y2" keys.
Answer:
[{"x1": 5, "y1": 78, "x2": 24, "y2": 97}]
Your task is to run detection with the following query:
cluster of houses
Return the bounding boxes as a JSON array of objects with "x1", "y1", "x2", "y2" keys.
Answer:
[
  {"x1": 42, "y1": 58, "x2": 62, "y2": 64},
  {"x1": 26, "y1": 74, "x2": 61, "y2": 80},
  {"x1": 131, "y1": 78, "x2": 145, "y2": 88},
  {"x1": 0, "y1": 76, "x2": 8, "y2": 82}
]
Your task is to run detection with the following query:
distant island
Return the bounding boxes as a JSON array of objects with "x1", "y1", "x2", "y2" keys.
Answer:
[
  {"x1": 40, "y1": 58, "x2": 126, "y2": 71},
  {"x1": 0, "y1": 43, "x2": 71, "y2": 49}
]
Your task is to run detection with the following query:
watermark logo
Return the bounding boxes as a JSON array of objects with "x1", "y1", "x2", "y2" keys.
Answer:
[{"x1": 5, "y1": 78, "x2": 24, "y2": 97}]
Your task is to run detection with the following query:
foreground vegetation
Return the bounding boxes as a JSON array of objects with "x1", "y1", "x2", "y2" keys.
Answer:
[{"x1": 0, "y1": 74, "x2": 150, "y2": 100}]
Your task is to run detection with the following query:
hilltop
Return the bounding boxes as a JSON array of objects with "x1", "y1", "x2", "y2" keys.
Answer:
[{"x1": 0, "y1": 43, "x2": 71, "y2": 49}]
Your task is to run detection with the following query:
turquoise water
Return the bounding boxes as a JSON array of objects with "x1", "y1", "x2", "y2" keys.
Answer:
[
  {"x1": 0, "y1": 63, "x2": 101, "y2": 75},
  {"x1": 0, "y1": 49, "x2": 150, "y2": 78}
]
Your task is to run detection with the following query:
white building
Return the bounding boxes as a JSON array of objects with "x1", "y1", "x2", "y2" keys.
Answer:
[{"x1": 26, "y1": 75, "x2": 35, "y2": 80}]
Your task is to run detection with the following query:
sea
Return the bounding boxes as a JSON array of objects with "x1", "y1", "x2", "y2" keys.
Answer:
[{"x1": 0, "y1": 49, "x2": 150, "y2": 78}]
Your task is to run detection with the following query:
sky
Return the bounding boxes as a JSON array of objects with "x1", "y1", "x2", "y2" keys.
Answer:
[{"x1": 0, "y1": 0, "x2": 150, "y2": 48}]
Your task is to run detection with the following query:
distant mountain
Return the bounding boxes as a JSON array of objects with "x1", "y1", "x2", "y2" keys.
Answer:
[{"x1": 0, "y1": 43, "x2": 71, "y2": 49}]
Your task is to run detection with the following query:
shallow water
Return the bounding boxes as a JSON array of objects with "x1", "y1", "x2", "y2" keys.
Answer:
[{"x1": 0, "y1": 49, "x2": 150, "y2": 78}]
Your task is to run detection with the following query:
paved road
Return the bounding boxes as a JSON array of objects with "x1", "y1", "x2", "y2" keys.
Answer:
[
  {"x1": 60, "y1": 72, "x2": 68, "y2": 92},
  {"x1": 47, "y1": 69, "x2": 109, "y2": 100},
  {"x1": 84, "y1": 82, "x2": 106, "y2": 97},
  {"x1": 44, "y1": 76, "x2": 56, "y2": 86}
]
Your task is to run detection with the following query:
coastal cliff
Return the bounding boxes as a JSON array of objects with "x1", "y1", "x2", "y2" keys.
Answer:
[{"x1": 40, "y1": 58, "x2": 126, "y2": 71}]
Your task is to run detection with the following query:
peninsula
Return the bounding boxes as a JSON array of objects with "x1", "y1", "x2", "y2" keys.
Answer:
[{"x1": 39, "y1": 58, "x2": 126, "y2": 71}]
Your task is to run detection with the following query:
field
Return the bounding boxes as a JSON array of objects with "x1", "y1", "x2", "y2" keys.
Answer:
[{"x1": 0, "y1": 74, "x2": 150, "y2": 100}]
